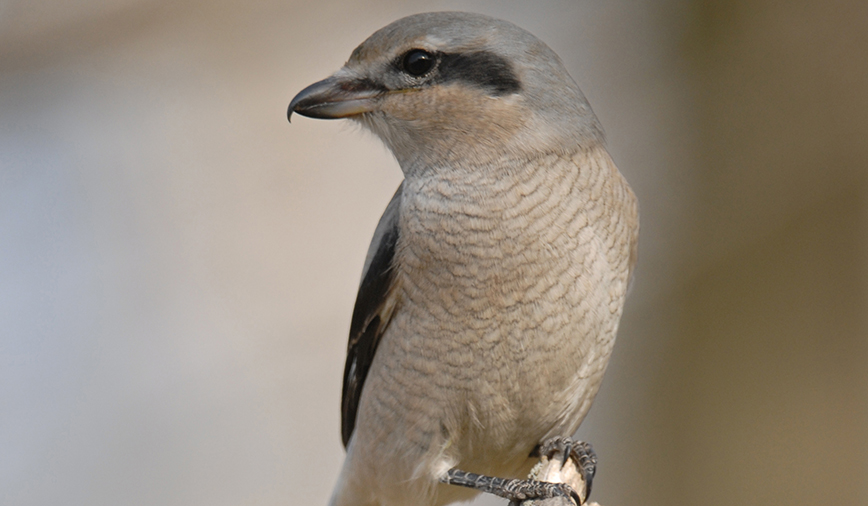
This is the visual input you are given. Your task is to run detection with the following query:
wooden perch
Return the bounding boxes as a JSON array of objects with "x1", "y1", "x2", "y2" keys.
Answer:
[{"x1": 516, "y1": 446, "x2": 601, "y2": 506}]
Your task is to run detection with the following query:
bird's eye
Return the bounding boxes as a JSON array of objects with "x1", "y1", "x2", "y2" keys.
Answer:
[{"x1": 402, "y1": 49, "x2": 434, "y2": 77}]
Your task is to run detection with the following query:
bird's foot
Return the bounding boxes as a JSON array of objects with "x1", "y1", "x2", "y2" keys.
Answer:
[
  {"x1": 440, "y1": 468, "x2": 580, "y2": 506},
  {"x1": 533, "y1": 436, "x2": 597, "y2": 502}
]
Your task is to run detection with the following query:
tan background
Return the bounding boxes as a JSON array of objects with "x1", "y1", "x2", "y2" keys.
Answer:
[{"x1": 1, "y1": 1, "x2": 866, "y2": 505}]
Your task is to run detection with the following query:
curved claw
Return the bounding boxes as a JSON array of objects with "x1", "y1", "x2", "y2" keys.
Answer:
[{"x1": 536, "y1": 436, "x2": 598, "y2": 502}]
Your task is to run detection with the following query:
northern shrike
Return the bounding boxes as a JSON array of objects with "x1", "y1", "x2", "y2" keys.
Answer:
[{"x1": 288, "y1": 11, "x2": 638, "y2": 506}]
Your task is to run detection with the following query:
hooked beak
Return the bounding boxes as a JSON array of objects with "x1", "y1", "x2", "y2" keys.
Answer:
[{"x1": 288, "y1": 74, "x2": 385, "y2": 122}]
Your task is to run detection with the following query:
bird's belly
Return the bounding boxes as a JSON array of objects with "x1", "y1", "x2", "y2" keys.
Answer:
[{"x1": 353, "y1": 231, "x2": 622, "y2": 488}]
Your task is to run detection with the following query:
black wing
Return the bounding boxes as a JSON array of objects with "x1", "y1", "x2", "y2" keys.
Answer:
[{"x1": 341, "y1": 182, "x2": 402, "y2": 447}]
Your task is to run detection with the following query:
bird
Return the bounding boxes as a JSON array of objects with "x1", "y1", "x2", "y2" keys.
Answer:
[{"x1": 288, "y1": 11, "x2": 638, "y2": 506}]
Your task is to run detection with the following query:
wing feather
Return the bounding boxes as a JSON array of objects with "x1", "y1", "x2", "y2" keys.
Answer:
[{"x1": 341, "y1": 182, "x2": 402, "y2": 447}]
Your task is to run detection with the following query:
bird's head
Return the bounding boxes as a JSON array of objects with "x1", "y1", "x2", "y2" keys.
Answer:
[{"x1": 288, "y1": 12, "x2": 603, "y2": 172}]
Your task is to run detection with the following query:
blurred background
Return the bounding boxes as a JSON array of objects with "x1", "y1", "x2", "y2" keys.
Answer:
[{"x1": 2, "y1": 0, "x2": 866, "y2": 505}]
